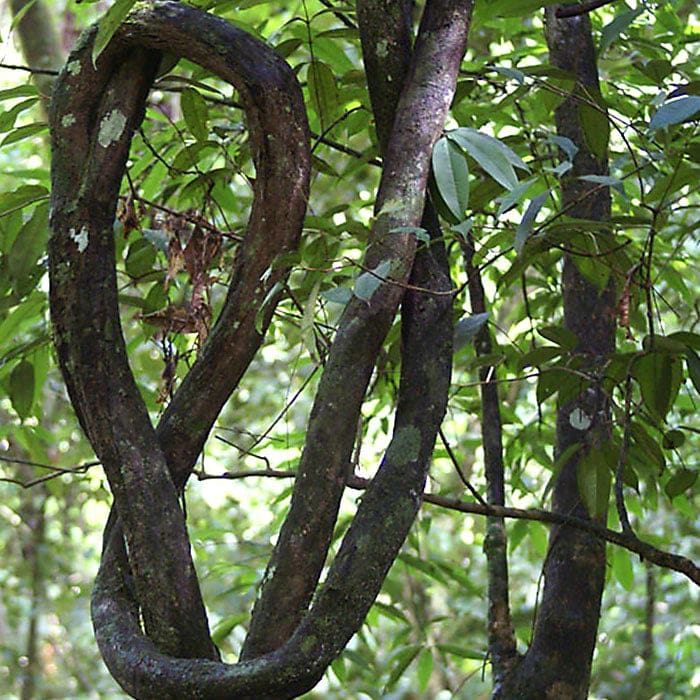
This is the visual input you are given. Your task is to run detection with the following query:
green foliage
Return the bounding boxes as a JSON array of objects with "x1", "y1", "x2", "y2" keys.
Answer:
[{"x1": 0, "y1": 0, "x2": 698, "y2": 698}]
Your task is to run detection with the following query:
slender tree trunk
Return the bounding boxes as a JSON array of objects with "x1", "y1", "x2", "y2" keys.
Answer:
[{"x1": 495, "y1": 7, "x2": 615, "y2": 698}]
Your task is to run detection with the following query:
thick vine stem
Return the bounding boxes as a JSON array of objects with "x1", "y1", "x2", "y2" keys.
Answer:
[
  {"x1": 242, "y1": 0, "x2": 473, "y2": 657},
  {"x1": 49, "y1": 0, "x2": 309, "y2": 664},
  {"x1": 50, "y1": 0, "x2": 470, "y2": 695}
]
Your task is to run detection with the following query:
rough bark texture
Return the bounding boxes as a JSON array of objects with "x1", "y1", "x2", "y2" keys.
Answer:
[
  {"x1": 242, "y1": 0, "x2": 472, "y2": 658},
  {"x1": 50, "y1": 0, "x2": 309, "y2": 681},
  {"x1": 494, "y1": 7, "x2": 615, "y2": 699},
  {"x1": 49, "y1": 0, "x2": 471, "y2": 697}
]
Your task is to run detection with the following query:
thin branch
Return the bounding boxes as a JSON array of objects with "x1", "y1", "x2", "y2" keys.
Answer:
[
  {"x1": 615, "y1": 376, "x2": 634, "y2": 535},
  {"x1": 438, "y1": 427, "x2": 488, "y2": 506},
  {"x1": 555, "y1": 1, "x2": 620, "y2": 19},
  {"x1": 199, "y1": 467, "x2": 700, "y2": 586},
  {"x1": 0, "y1": 456, "x2": 100, "y2": 487},
  {"x1": 0, "y1": 62, "x2": 59, "y2": 76}
]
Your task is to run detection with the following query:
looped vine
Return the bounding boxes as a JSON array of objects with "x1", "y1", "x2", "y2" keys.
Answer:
[{"x1": 48, "y1": 1, "x2": 470, "y2": 697}]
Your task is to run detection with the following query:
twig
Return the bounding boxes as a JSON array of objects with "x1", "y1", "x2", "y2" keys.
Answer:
[
  {"x1": 0, "y1": 62, "x2": 59, "y2": 76},
  {"x1": 199, "y1": 467, "x2": 700, "y2": 586},
  {"x1": 438, "y1": 428, "x2": 488, "y2": 506}
]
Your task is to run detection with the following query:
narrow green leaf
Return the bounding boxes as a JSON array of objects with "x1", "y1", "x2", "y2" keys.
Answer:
[
  {"x1": 180, "y1": 88, "x2": 209, "y2": 142},
  {"x1": 1, "y1": 122, "x2": 48, "y2": 146},
  {"x1": 0, "y1": 184, "x2": 48, "y2": 217},
  {"x1": 435, "y1": 643, "x2": 485, "y2": 661},
  {"x1": 685, "y1": 350, "x2": 700, "y2": 395},
  {"x1": 611, "y1": 547, "x2": 634, "y2": 591},
  {"x1": 417, "y1": 649, "x2": 433, "y2": 692},
  {"x1": 0, "y1": 85, "x2": 38, "y2": 102},
  {"x1": 92, "y1": 0, "x2": 137, "y2": 65},
  {"x1": 515, "y1": 191, "x2": 548, "y2": 253},
  {"x1": 632, "y1": 352, "x2": 673, "y2": 421},
  {"x1": 8, "y1": 202, "x2": 49, "y2": 296},
  {"x1": 649, "y1": 96, "x2": 700, "y2": 131},
  {"x1": 665, "y1": 469, "x2": 698, "y2": 500},
  {"x1": 10, "y1": 359, "x2": 35, "y2": 419},
  {"x1": 538, "y1": 325, "x2": 578, "y2": 350},
  {"x1": 577, "y1": 445, "x2": 612, "y2": 520},
  {"x1": 449, "y1": 128, "x2": 526, "y2": 191},
  {"x1": 454, "y1": 312, "x2": 489, "y2": 351},
  {"x1": 384, "y1": 645, "x2": 421, "y2": 691},
  {"x1": 578, "y1": 89, "x2": 609, "y2": 159},
  {"x1": 354, "y1": 260, "x2": 391, "y2": 302},
  {"x1": 307, "y1": 60, "x2": 339, "y2": 126},
  {"x1": 432, "y1": 136, "x2": 470, "y2": 221}
]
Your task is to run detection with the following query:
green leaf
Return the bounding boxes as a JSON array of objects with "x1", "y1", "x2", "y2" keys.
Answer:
[
  {"x1": 517, "y1": 346, "x2": 562, "y2": 372},
  {"x1": 666, "y1": 331, "x2": 700, "y2": 352},
  {"x1": 125, "y1": 238, "x2": 157, "y2": 279},
  {"x1": 432, "y1": 136, "x2": 470, "y2": 222},
  {"x1": 538, "y1": 325, "x2": 578, "y2": 350},
  {"x1": 632, "y1": 352, "x2": 676, "y2": 422},
  {"x1": 10, "y1": 359, "x2": 35, "y2": 419},
  {"x1": 320, "y1": 286, "x2": 352, "y2": 305},
  {"x1": 649, "y1": 96, "x2": 700, "y2": 131},
  {"x1": 211, "y1": 614, "x2": 246, "y2": 645},
  {"x1": 0, "y1": 184, "x2": 48, "y2": 218},
  {"x1": 417, "y1": 649, "x2": 433, "y2": 692},
  {"x1": 307, "y1": 60, "x2": 339, "y2": 126},
  {"x1": 180, "y1": 88, "x2": 210, "y2": 142},
  {"x1": 599, "y1": 8, "x2": 645, "y2": 53},
  {"x1": 454, "y1": 312, "x2": 489, "y2": 351},
  {"x1": 665, "y1": 469, "x2": 697, "y2": 500},
  {"x1": 578, "y1": 88, "x2": 609, "y2": 160},
  {"x1": 8, "y1": 202, "x2": 49, "y2": 297},
  {"x1": 449, "y1": 128, "x2": 526, "y2": 190},
  {"x1": 514, "y1": 191, "x2": 548, "y2": 253},
  {"x1": 1, "y1": 122, "x2": 48, "y2": 147},
  {"x1": 662, "y1": 429, "x2": 685, "y2": 450},
  {"x1": 685, "y1": 350, "x2": 700, "y2": 394},
  {"x1": 354, "y1": 260, "x2": 391, "y2": 302},
  {"x1": 0, "y1": 85, "x2": 38, "y2": 102},
  {"x1": 384, "y1": 645, "x2": 421, "y2": 691},
  {"x1": 92, "y1": 0, "x2": 137, "y2": 65},
  {"x1": 611, "y1": 547, "x2": 634, "y2": 591},
  {"x1": 435, "y1": 643, "x2": 485, "y2": 661},
  {"x1": 577, "y1": 445, "x2": 612, "y2": 520}
]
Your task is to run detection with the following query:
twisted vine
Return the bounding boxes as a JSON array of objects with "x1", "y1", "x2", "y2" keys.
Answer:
[{"x1": 49, "y1": 1, "x2": 471, "y2": 697}]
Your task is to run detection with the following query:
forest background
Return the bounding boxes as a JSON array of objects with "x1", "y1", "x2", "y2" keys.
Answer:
[{"x1": 0, "y1": 0, "x2": 698, "y2": 698}]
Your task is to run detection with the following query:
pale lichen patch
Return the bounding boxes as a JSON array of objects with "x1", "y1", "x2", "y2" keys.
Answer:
[
  {"x1": 61, "y1": 114, "x2": 76, "y2": 128},
  {"x1": 69, "y1": 226, "x2": 89, "y2": 253},
  {"x1": 66, "y1": 59, "x2": 81, "y2": 76},
  {"x1": 97, "y1": 110, "x2": 127, "y2": 148}
]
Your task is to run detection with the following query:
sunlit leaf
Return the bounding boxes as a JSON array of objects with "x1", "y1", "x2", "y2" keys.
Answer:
[
  {"x1": 92, "y1": 0, "x2": 137, "y2": 65},
  {"x1": 449, "y1": 128, "x2": 527, "y2": 190},
  {"x1": 649, "y1": 96, "x2": 700, "y2": 131},
  {"x1": 432, "y1": 136, "x2": 470, "y2": 222},
  {"x1": 180, "y1": 88, "x2": 210, "y2": 142},
  {"x1": 354, "y1": 260, "x2": 391, "y2": 302}
]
